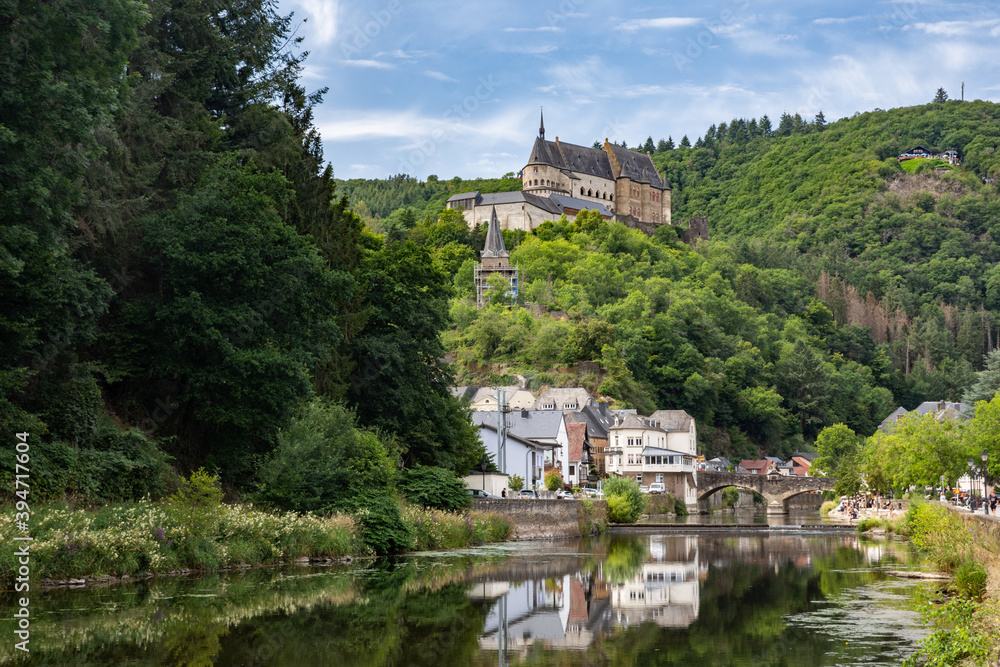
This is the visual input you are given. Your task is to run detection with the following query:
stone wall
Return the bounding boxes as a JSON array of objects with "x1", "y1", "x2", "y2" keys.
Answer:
[{"x1": 473, "y1": 498, "x2": 607, "y2": 540}]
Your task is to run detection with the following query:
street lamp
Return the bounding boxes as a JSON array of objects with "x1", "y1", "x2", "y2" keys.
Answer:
[{"x1": 983, "y1": 450, "x2": 991, "y2": 516}]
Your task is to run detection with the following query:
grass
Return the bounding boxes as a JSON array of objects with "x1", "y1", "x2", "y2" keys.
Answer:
[
  {"x1": 854, "y1": 516, "x2": 902, "y2": 534},
  {"x1": 400, "y1": 503, "x2": 511, "y2": 551},
  {"x1": 900, "y1": 157, "x2": 954, "y2": 173},
  {"x1": 0, "y1": 498, "x2": 515, "y2": 588},
  {"x1": 820, "y1": 500, "x2": 838, "y2": 516}
]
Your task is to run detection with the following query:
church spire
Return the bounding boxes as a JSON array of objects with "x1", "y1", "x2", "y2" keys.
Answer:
[
  {"x1": 539, "y1": 107, "x2": 545, "y2": 140},
  {"x1": 482, "y1": 206, "x2": 508, "y2": 258}
]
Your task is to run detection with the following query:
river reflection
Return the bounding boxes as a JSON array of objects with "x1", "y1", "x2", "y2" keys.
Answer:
[{"x1": 0, "y1": 531, "x2": 930, "y2": 666}]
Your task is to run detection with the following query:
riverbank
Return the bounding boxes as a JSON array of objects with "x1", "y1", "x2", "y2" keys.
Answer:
[
  {"x1": 891, "y1": 502, "x2": 1000, "y2": 666},
  {"x1": 0, "y1": 499, "x2": 512, "y2": 590}
]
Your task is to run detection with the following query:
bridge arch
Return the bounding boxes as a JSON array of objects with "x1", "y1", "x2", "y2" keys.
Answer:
[{"x1": 696, "y1": 483, "x2": 758, "y2": 502}]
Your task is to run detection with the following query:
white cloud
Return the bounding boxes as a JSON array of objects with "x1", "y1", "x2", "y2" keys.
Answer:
[
  {"x1": 617, "y1": 17, "x2": 701, "y2": 32},
  {"x1": 812, "y1": 16, "x2": 864, "y2": 25},
  {"x1": 503, "y1": 26, "x2": 564, "y2": 32},
  {"x1": 424, "y1": 70, "x2": 458, "y2": 82},
  {"x1": 906, "y1": 19, "x2": 1000, "y2": 36},
  {"x1": 296, "y1": 0, "x2": 339, "y2": 44},
  {"x1": 342, "y1": 59, "x2": 394, "y2": 69}
]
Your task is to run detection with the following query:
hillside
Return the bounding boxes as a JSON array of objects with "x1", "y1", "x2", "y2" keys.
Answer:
[{"x1": 385, "y1": 101, "x2": 1000, "y2": 461}]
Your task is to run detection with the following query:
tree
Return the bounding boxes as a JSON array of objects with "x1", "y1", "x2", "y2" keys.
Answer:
[
  {"x1": 119, "y1": 159, "x2": 347, "y2": 474},
  {"x1": 776, "y1": 112, "x2": 794, "y2": 136},
  {"x1": 965, "y1": 394, "x2": 1000, "y2": 483},
  {"x1": 813, "y1": 424, "x2": 859, "y2": 477},
  {"x1": 679, "y1": 135, "x2": 691, "y2": 148},
  {"x1": 864, "y1": 412, "x2": 970, "y2": 490},
  {"x1": 642, "y1": 136, "x2": 655, "y2": 153},
  {"x1": 603, "y1": 477, "x2": 647, "y2": 523},
  {"x1": 759, "y1": 114, "x2": 773, "y2": 137},
  {"x1": 814, "y1": 110, "x2": 826, "y2": 131},
  {"x1": 933, "y1": 88, "x2": 949, "y2": 103},
  {"x1": 962, "y1": 349, "x2": 1000, "y2": 404},
  {"x1": 347, "y1": 239, "x2": 484, "y2": 474},
  {"x1": 545, "y1": 468, "x2": 564, "y2": 491},
  {"x1": 776, "y1": 340, "x2": 830, "y2": 438}
]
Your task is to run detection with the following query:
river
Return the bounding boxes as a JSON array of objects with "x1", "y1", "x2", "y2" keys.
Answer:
[{"x1": 0, "y1": 513, "x2": 934, "y2": 666}]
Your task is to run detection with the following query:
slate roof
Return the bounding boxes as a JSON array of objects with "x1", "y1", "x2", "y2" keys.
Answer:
[
  {"x1": 482, "y1": 206, "x2": 508, "y2": 258},
  {"x1": 447, "y1": 191, "x2": 480, "y2": 203},
  {"x1": 610, "y1": 413, "x2": 666, "y2": 432},
  {"x1": 649, "y1": 410, "x2": 694, "y2": 432},
  {"x1": 477, "y1": 422, "x2": 545, "y2": 450},
  {"x1": 472, "y1": 410, "x2": 564, "y2": 445},
  {"x1": 537, "y1": 387, "x2": 596, "y2": 410},
  {"x1": 456, "y1": 190, "x2": 612, "y2": 218},
  {"x1": 792, "y1": 451, "x2": 819, "y2": 461},
  {"x1": 606, "y1": 143, "x2": 670, "y2": 189},
  {"x1": 450, "y1": 386, "x2": 477, "y2": 401},
  {"x1": 526, "y1": 137, "x2": 671, "y2": 190},
  {"x1": 566, "y1": 422, "x2": 588, "y2": 462},
  {"x1": 641, "y1": 445, "x2": 691, "y2": 458}
]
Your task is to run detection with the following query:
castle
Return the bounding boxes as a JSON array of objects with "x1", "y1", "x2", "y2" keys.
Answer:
[{"x1": 447, "y1": 112, "x2": 672, "y2": 231}]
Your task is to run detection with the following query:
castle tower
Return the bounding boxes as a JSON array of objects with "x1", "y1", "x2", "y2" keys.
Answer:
[
  {"x1": 474, "y1": 206, "x2": 519, "y2": 308},
  {"x1": 539, "y1": 108, "x2": 545, "y2": 140}
]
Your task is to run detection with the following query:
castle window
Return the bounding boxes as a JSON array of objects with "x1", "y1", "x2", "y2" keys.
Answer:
[
  {"x1": 580, "y1": 187, "x2": 585, "y2": 195},
  {"x1": 609, "y1": 195, "x2": 613, "y2": 201},
  {"x1": 603, "y1": 192, "x2": 607, "y2": 199},
  {"x1": 587, "y1": 189, "x2": 592, "y2": 196}
]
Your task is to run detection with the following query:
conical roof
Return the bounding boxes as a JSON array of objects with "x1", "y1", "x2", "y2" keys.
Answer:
[{"x1": 482, "y1": 206, "x2": 508, "y2": 258}]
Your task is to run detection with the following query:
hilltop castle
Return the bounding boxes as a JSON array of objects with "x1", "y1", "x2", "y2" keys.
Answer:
[{"x1": 448, "y1": 112, "x2": 671, "y2": 231}]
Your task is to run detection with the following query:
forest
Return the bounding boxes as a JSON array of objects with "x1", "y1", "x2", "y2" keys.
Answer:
[
  {"x1": 6, "y1": 0, "x2": 1000, "y2": 499},
  {"x1": 0, "y1": 0, "x2": 485, "y2": 511}
]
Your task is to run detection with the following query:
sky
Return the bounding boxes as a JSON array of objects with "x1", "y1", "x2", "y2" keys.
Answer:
[{"x1": 278, "y1": 0, "x2": 1000, "y2": 181}]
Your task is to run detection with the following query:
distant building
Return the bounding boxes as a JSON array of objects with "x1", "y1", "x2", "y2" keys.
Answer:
[
  {"x1": 448, "y1": 110, "x2": 671, "y2": 231},
  {"x1": 474, "y1": 206, "x2": 518, "y2": 308},
  {"x1": 739, "y1": 460, "x2": 776, "y2": 475},
  {"x1": 878, "y1": 401, "x2": 972, "y2": 433},
  {"x1": 896, "y1": 146, "x2": 961, "y2": 166}
]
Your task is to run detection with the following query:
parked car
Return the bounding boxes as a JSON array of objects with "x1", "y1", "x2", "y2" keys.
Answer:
[
  {"x1": 467, "y1": 488, "x2": 499, "y2": 499},
  {"x1": 556, "y1": 490, "x2": 574, "y2": 500},
  {"x1": 581, "y1": 488, "x2": 604, "y2": 499},
  {"x1": 639, "y1": 485, "x2": 650, "y2": 494},
  {"x1": 518, "y1": 489, "x2": 538, "y2": 499},
  {"x1": 648, "y1": 483, "x2": 666, "y2": 495}
]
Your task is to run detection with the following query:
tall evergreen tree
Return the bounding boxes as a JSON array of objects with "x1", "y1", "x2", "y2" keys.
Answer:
[
  {"x1": 759, "y1": 114, "x2": 773, "y2": 137},
  {"x1": 933, "y1": 88, "x2": 949, "y2": 103},
  {"x1": 814, "y1": 110, "x2": 827, "y2": 131},
  {"x1": 665, "y1": 135, "x2": 676, "y2": 150},
  {"x1": 775, "y1": 112, "x2": 794, "y2": 136},
  {"x1": 642, "y1": 136, "x2": 655, "y2": 153},
  {"x1": 680, "y1": 135, "x2": 691, "y2": 148},
  {"x1": 963, "y1": 349, "x2": 1000, "y2": 404}
]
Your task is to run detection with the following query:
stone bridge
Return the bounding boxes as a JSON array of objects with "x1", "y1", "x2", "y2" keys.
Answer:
[{"x1": 697, "y1": 470, "x2": 836, "y2": 514}]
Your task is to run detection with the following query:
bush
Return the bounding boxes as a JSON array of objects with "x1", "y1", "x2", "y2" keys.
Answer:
[
  {"x1": 508, "y1": 474, "x2": 524, "y2": 492},
  {"x1": 820, "y1": 500, "x2": 838, "y2": 515},
  {"x1": 721, "y1": 486, "x2": 740, "y2": 508},
  {"x1": 602, "y1": 477, "x2": 647, "y2": 523},
  {"x1": 673, "y1": 496, "x2": 689, "y2": 516},
  {"x1": 544, "y1": 468, "x2": 563, "y2": 491},
  {"x1": 398, "y1": 465, "x2": 470, "y2": 511},
  {"x1": 900, "y1": 502, "x2": 974, "y2": 571},
  {"x1": 952, "y1": 560, "x2": 987, "y2": 601}
]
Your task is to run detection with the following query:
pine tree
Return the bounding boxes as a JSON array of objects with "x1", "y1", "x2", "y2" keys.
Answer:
[
  {"x1": 680, "y1": 135, "x2": 691, "y2": 148},
  {"x1": 759, "y1": 114, "x2": 773, "y2": 137},
  {"x1": 656, "y1": 138, "x2": 669, "y2": 152},
  {"x1": 814, "y1": 110, "x2": 827, "y2": 131},
  {"x1": 642, "y1": 136, "x2": 655, "y2": 153},
  {"x1": 665, "y1": 136, "x2": 675, "y2": 150},
  {"x1": 933, "y1": 88, "x2": 949, "y2": 103},
  {"x1": 963, "y1": 349, "x2": 1000, "y2": 404},
  {"x1": 774, "y1": 112, "x2": 792, "y2": 136}
]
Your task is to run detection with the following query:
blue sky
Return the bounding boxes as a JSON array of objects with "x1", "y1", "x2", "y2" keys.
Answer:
[{"x1": 278, "y1": 0, "x2": 1000, "y2": 181}]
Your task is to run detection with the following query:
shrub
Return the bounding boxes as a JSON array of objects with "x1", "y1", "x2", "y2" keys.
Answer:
[
  {"x1": 952, "y1": 560, "x2": 987, "y2": 601},
  {"x1": 398, "y1": 465, "x2": 470, "y2": 511},
  {"x1": 721, "y1": 486, "x2": 740, "y2": 508},
  {"x1": 544, "y1": 468, "x2": 563, "y2": 491},
  {"x1": 820, "y1": 500, "x2": 838, "y2": 516},
  {"x1": 508, "y1": 474, "x2": 524, "y2": 492},
  {"x1": 900, "y1": 502, "x2": 974, "y2": 571},
  {"x1": 602, "y1": 477, "x2": 647, "y2": 523},
  {"x1": 673, "y1": 496, "x2": 689, "y2": 516}
]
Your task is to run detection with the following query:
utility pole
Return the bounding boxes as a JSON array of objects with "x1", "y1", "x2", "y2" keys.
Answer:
[{"x1": 496, "y1": 387, "x2": 509, "y2": 474}]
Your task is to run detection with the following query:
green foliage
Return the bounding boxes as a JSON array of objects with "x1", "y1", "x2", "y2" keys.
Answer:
[
  {"x1": 507, "y1": 474, "x2": 524, "y2": 492},
  {"x1": 721, "y1": 486, "x2": 740, "y2": 508},
  {"x1": 673, "y1": 495, "x2": 690, "y2": 516},
  {"x1": 544, "y1": 468, "x2": 563, "y2": 491},
  {"x1": 952, "y1": 560, "x2": 987, "y2": 601},
  {"x1": 904, "y1": 596, "x2": 994, "y2": 667},
  {"x1": 900, "y1": 502, "x2": 974, "y2": 571},
  {"x1": 398, "y1": 466, "x2": 471, "y2": 512},
  {"x1": 602, "y1": 477, "x2": 647, "y2": 523},
  {"x1": 401, "y1": 504, "x2": 511, "y2": 551}
]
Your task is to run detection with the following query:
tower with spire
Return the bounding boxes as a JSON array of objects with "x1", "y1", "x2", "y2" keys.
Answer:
[{"x1": 474, "y1": 206, "x2": 519, "y2": 308}]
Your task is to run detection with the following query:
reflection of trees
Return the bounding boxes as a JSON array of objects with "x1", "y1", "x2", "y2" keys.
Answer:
[{"x1": 603, "y1": 537, "x2": 648, "y2": 585}]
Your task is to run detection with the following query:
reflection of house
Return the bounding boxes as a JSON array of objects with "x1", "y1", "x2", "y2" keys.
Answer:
[
  {"x1": 607, "y1": 535, "x2": 700, "y2": 629},
  {"x1": 605, "y1": 413, "x2": 698, "y2": 507}
]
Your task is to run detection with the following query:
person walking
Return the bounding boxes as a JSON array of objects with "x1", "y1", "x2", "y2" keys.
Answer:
[{"x1": 990, "y1": 493, "x2": 997, "y2": 516}]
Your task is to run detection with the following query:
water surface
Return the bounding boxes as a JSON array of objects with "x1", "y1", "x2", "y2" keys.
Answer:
[{"x1": 0, "y1": 528, "x2": 931, "y2": 666}]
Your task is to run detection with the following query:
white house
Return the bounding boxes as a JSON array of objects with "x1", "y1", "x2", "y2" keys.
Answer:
[
  {"x1": 473, "y1": 410, "x2": 569, "y2": 486},
  {"x1": 605, "y1": 413, "x2": 698, "y2": 508}
]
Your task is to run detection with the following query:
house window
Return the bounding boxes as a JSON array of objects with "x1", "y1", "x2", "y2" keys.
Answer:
[
  {"x1": 656, "y1": 473, "x2": 663, "y2": 482},
  {"x1": 636, "y1": 474, "x2": 642, "y2": 483},
  {"x1": 569, "y1": 465, "x2": 575, "y2": 476}
]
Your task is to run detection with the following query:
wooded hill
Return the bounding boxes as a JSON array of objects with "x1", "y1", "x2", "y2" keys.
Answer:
[{"x1": 413, "y1": 100, "x2": 1000, "y2": 461}]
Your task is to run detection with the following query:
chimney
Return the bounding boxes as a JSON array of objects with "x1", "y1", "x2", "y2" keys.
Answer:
[
  {"x1": 521, "y1": 409, "x2": 529, "y2": 418},
  {"x1": 598, "y1": 402, "x2": 607, "y2": 416}
]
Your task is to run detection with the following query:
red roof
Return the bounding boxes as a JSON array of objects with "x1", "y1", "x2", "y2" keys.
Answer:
[
  {"x1": 567, "y1": 422, "x2": 587, "y2": 462},
  {"x1": 739, "y1": 459, "x2": 774, "y2": 474}
]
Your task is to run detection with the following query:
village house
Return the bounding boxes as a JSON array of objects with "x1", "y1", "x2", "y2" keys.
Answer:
[
  {"x1": 564, "y1": 402, "x2": 615, "y2": 476},
  {"x1": 565, "y1": 422, "x2": 593, "y2": 487},
  {"x1": 739, "y1": 459, "x2": 776, "y2": 475},
  {"x1": 472, "y1": 410, "x2": 570, "y2": 485},
  {"x1": 605, "y1": 413, "x2": 698, "y2": 508},
  {"x1": 473, "y1": 422, "x2": 548, "y2": 492}
]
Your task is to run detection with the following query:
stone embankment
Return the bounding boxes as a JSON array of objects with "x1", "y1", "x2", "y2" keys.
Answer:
[{"x1": 473, "y1": 498, "x2": 607, "y2": 540}]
